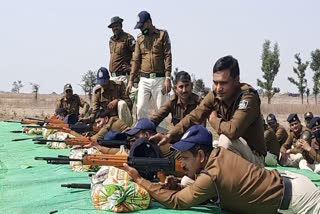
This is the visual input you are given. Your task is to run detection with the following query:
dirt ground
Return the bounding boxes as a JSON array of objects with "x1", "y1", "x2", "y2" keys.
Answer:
[{"x1": 1, "y1": 92, "x2": 319, "y2": 131}]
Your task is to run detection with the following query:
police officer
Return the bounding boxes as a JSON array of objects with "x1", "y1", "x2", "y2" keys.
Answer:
[
  {"x1": 296, "y1": 116, "x2": 320, "y2": 174},
  {"x1": 263, "y1": 119, "x2": 280, "y2": 166},
  {"x1": 55, "y1": 83, "x2": 90, "y2": 117},
  {"x1": 280, "y1": 114, "x2": 311, "y2": 167},
  {"x1": 126, "y1": 11, "x2": 172, "y2": 130},
  {"x1": 108, "y1": 16, "x2": 135, "y2": 85},
  {"x1": 83, "y1": 67, "x2": 133, "y2": 126},
  {"x1": 150, "y1": 71, "x2": 203, "y2": 129},
  {"x1": 124, "y1": 125, "x2": 320, "y2": 214},
  {"x1": 304, "y1": 111, "x2": 314, "y2": 128},
  {"x1": 151, "y1": 55, "x2": 266, "y2": 167},
  {"x1": 266, "y1": 113, "x2": 288, "y2": 146}
]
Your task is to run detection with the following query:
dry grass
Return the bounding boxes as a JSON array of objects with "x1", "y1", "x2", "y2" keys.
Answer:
[{"x1": 1, "y1": 92, "x2": 318, "y2": 131}]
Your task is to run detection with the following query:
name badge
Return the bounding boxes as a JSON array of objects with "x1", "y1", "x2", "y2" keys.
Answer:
[{"x1": 150, "y1": 73, "x2": 156, "y2": 79}]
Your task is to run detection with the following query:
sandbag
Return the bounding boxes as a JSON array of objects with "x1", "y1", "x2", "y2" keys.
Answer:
[
  {"x1": 91, "y1": 166, "x2": 151, "y2": 212},
  {"x1": 69, "y1": 147, "x2": 101, "y2": 172},
  {"x1": 46, "y1": 131, "x2": 75, "y2": 149}
]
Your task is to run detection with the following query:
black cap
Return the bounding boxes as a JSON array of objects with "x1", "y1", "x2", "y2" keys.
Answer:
[
  {"x1": 134, "y1": 11, "x2": 151, "y2": 29},
  {"x1": 309, "y1": 117, "x2": 320, "y2": 129},
  {"x1": 95, "y1": 109, "x2": 111, "y2": 119},
  {"x1": 304, "y1": 112, "x2": 314, "y2": 120},
  {"x1": 266, "y1": 114, "x2": 277, "y2": 124},
  {"x1": 108, "y1": 16, "x2": 123, "y2": 28},
  {"x1": 287, "y1": 113, "x2": 300, "y2": 123}
]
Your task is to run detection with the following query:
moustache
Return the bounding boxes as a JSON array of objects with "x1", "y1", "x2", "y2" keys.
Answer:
[{"x1": 182, "y1": 166, "x2": 188, "y2": 171}]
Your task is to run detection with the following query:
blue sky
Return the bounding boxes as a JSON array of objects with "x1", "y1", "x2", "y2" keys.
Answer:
[{"x1": 0, "y1": 0, "x2": 319, "y2": 94}]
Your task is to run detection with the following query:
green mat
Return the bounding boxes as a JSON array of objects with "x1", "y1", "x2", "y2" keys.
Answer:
[{"x1": 1, "y1": 122, "x2": 320, "y2": 214}]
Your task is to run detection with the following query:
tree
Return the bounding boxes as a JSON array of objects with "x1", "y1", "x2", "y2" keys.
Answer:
[
  {"x1": 30, "y1": 83, "x2": 40, "y2": 100},
  {"x1": 288, "y1": 53, "x2": 309, "y2": 104},
  {"x1": 310, "y1": 49, "x2": 320, "y2": 104},
  {"x1": 256, "y1": 40, "x2": 280, "y2": 104},
  {"x1": 80, "y1": 70, "x2": 97, "y2": 103},
  {"x1": 11, "y1": 80, "x2": 23, "y2": 93},
  {"x1": 306, "y1": 88, "x2": 310, "y2": 104},
  {"x1": 193, "y1": 78, "x2": 210, "y2": 97}
]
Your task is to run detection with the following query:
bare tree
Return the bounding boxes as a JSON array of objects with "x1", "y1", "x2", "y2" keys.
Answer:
[
  {"x1": 30, "y1": 83, "x2": 40, "y2": 100},
  {"x1": 311, "y1": 49, "x2": 320, "y2": 104},
  {"x1": 11, "y1": 80, "x2": 23, "y2": 93}
]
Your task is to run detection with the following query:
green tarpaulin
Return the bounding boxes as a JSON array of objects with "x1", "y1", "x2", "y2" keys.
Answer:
[{"x1": 1, "y1": 122, "x2": 320, "y2": 214}]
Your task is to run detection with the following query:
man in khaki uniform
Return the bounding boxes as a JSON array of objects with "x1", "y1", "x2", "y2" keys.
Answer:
[
  {"x1": 87, "y1": 110, "x2": 129, "y2": 154},
  {"x1": 296, "y1": 117, "x2": 320, "y2": 174},
  {"x1": 150, "y1": 71, "x2": 203, "y2": 128},
  {"x1": 124, "y1": 125, "x2": 320, "y2": 214},
  {"x1": 151, "y1": 56, "x2": 266, "y2": 167},
  {"x1": 264, "y1": 120, "x2": 281, "y2": 166},
  {"x1": 55, "y1": 83, "x2": 90, "y2": 117},
  {"x1": 304, "y1": 111, "x2": 314, "y2": 128},
  {"x1": 84, "y1": 67, "x2": 133, "y2": 126},
  {"x1": 280, "y1": 114, "x2": 311, "y2": 167},
  {"x1": 126, "y1": 11, "x2": 172, "y2": 130},
  {"x1": 266, "y1": 113, "x2": 288, "y2": 146},
  {"x1": 108, "y1": 16, "x2": 135, "y2": 85}
]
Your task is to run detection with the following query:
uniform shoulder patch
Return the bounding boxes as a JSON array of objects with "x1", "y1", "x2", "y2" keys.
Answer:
[{"x1": 238, "y1": 100, "x2": 248, "y2": 110}]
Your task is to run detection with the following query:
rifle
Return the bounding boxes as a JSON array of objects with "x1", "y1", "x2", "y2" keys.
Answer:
[
  {"x1": 12, "y1": 137, "x2": 43, "y2": 142},
  {"x1": 34, "y1": 154, "x2": 183, "y2": 180},
  {"x1": 61, "y1": 183, "x2": 91, "y2": 189},
  {"x1": 32, "y1": 137, "x2": 130, "y2": 147}
]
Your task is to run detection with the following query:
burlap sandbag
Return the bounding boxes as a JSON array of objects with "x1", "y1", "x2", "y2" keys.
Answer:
[{"x1": 69, "y1": 147, "x2": 101, "y2": 172}]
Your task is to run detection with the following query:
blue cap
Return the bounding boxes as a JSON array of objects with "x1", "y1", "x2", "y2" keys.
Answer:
[
  {"x1": 97, "y1": 67, "x2": 110, "y2": 85},
  {"x1": 266, "y1": 114, "x2": 277, "y2": 124},
  {"x1": 134, "y1": 11, "x2": 151, "y2": 29},
  {"x1": 287, "y1": 113, "x2": 299, "y2": 123},
  {"x1": 309, "y1": 117, "x2": 320, "y2": 129},
  {"x1": 104, "y1": 131, "x2": 127, "y2": 141},
  {"x1": 172, "y1": 125, "x2": 212, "y2": 152},
  {"x1": 126, "y1": 118, "x2": 156, "y2": 136}
]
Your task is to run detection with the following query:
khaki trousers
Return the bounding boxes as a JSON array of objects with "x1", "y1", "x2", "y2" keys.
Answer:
[
  {"x1": 117, "y1": 100, "x2": 132, "y2": 127},
  {"x1": 136, "y1": 77, "x2": 168, "y2": 130},
  {"x1": 278, "y1": 171, "x2": 320, "y2": 214},
  {"x1": 217, "y1": 134, "x2": 265, "y2": 167}
]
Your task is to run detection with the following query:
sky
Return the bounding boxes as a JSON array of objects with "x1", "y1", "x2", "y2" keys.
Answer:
[{"x1": 0, "y1": 0, "x2": 319, "y2": 95}]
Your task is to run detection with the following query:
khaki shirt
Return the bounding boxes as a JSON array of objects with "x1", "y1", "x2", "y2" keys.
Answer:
[
  {"x1": 264, "y1": 127, "x2": 280, "y2": 157},
  {"x1": 169, "y1": 83, "x2": 267, "y2": 156},
  {"x1": 109, "y1": 31, "x2": 135, "y2": 74},
  {"x1": 150, "y1": 93, "x2": 202, "y2": 126},
  {"x1": 139, "y1": 147, "x2": 283, "y2": 213},
  {"x1": 274, "y1": 124, "x2": 288, "y2": 146},
  {"x1": 90, "y1": 81, "x2": 132, "y2": 121},
  {"x1": 91, "y1": 117, "x2": 129, "y2": 140},
  {"x1": 130, "y1": 28, "x2": 172, "y2": 81},
  {"x1": 55, "y1": 94, "x2": 89, "y2": 116},
  {"x1": 301, "y1": 138, "x2": 320, "y2": 164},
  {"x1": 280, "y1": 126, "x2": 310, "y2": 153}
]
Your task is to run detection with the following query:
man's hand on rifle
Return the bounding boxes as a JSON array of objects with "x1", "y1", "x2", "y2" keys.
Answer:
[
  {"x1": 164, "y1": 175, "x2": 182, "y2": 190},
  {"x1": 82, "y1": 138, "x2": 98, "y2": 148},
  {"x1": 123, "y1": 163, "x2": 143, "y2": 185},
  {"x1": 149, "y1": 133, "x2": 172, "y2": 146}
]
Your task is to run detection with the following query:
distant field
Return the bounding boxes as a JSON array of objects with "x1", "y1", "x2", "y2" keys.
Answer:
[{"x1": 1, "y1": 92, "x2": 319, "y2": 130}]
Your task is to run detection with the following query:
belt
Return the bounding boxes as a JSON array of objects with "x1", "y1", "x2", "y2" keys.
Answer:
[
  {"x1": 279, "y1": 176, "x2": 292, "y2": 210},
  {"x1": 111, "y1": 71, "x2": 127, "y2": 77},
  {"x1": 140, "y1": 72, "x2": 165, "y2": 78}
]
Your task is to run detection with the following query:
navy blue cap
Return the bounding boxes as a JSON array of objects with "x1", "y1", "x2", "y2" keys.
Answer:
[
  {"x1": 97, "y1": 67, "x2": 110, "y2": 85},
  {"x1": 266, "y1": 114, "x2": 277, "y2": 124},
  {"x1": 287, "y1": 113, "x2": 300, "y2": 123},
  {"x1": 104, "y1": 131, "x2": 127, "y2": 141},
  {"x1": 309, "y1": 117, "x2": 320, "y2": 129},
  {"x1": 172, "y1": 125, "x2": 212, "y2": 152},
  {"x1": 126, "y1": 118, "x2": 156, "y2": 136},
  {"x1": 304, "y1": 112, "x2": 314, "y2": 120},
  {"x1": 134, "y1": 11, "x2": 151, "y2": 29}
]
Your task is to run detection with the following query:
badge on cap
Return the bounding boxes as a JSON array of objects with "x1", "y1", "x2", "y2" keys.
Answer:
[
  {"x1": 267, "y1": 116, "x2": 272, "y2": 120},
  {"x1": 137, "y1": 15, "x2": 140, "y2": 22},
  {"x1": 307, "y1": 113, "x2": 310, "y2": 116},
  {"x1": 316, "y1": 121, "x2": 319, "y2": 126},
  {"x1": 238, "y1": 100, "x2": 248, "y2": 110},
  {"x1": 98, "y1": 71, "x2": 103, "y2": 78},
  {"x1": 181, "y1": 131, "x2": 190, "y2": 140}
]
